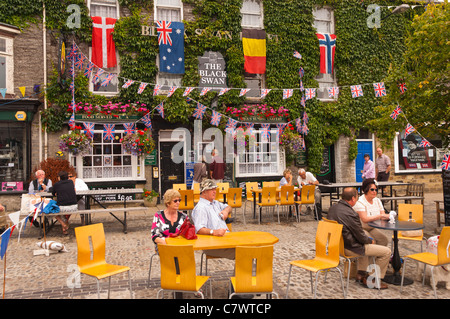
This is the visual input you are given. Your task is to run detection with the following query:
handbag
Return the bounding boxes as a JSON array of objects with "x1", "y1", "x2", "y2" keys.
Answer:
[{"x1": 169, "y1": 218, "x2": 198, "y2": 240}]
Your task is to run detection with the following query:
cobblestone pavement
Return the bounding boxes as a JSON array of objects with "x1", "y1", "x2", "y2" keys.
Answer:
[{"x1": 1, "y1": 192, "x2": 448, "y2": 300}]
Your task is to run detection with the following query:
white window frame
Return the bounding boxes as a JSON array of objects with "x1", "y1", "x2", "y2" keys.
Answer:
[
  {"x1": 0, "y1": 25, "x2": 19, "y2": 94},
  {"x1": 241, "y1": 0, "x2": 264, "y2": 29},
  {"x1": 88, "y1": 0, "x2": 120, "y2": 19}
]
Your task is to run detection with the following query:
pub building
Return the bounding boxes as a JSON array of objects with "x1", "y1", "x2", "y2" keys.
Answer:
[{"x1": 0, "y1": 1, "x2": 444, "y2": 213}]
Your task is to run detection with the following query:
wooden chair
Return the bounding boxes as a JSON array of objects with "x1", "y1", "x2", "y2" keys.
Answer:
[
  {"x1": 229, "y1": 245, "x2": 279, "y2": 299},
  {"x1": 173, "y1": 183, "x2": 187, "y2": 191},
  {"x1": 215, "y1": 182, "x2": 229, "y2": 203},
  {"x1": 295, "y1": 185, "x2": 318, "y2": 220},
  {"x1": 227, "y1": 188, "x2": 243, "y2": 225},
  {"x1": 244, "y1": 182, "x2": 259, "y2": 224},
  {"x1": 157, "y1": 244, "x2": 211, "y2": 299},
  {"x1": 179, "y1": 189, "x2": 195, "y2": 218},
  {"x1": 285, "y1": 221, "x2": 345, "y2": 299},
  {"x1": 256, "y1": 187, "x2": 277, "y2": 224},
  {"x1": 192, "y1": 182, "x2": 200, "y2": 204},
  {"x1": 74, "y1": 223, "x2": 133, "y2": 299},
  {"x1": 392, "y1": 183, "x2": 425, "y2": 210},
  {"x1": 395, "y1": 203, "x2": 425, "y2": 252},
  {"x1": 277, "y1": 185, "x2": 296, "y2": 223},
  {"x1": 401, "y1": 227, "x2": 450, "y2": 298}
]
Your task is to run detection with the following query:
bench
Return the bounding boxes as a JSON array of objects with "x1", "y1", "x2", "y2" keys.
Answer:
[
  {"x1": 436, "y1": 200, "x2": 444, "y2": 227},
  {"x1": 380, "y1": 183, "x2": 425, "y2": 211},
  {"x1": 379, "y1": 196, "x2": 424, "y2": 211}
]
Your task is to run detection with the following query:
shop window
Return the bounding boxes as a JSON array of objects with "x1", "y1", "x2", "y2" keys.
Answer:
[{"x1": 0, "y1": 35, "x2": 15, "y2": 94}]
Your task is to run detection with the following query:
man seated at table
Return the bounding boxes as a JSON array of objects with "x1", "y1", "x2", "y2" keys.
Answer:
[
  {"x1": 28, "y1": 169, "x2": 52, "y2": 194},
  {"x1": 297, "y1": 168, "x2": 322, "y2": 220},
  {"x1": 328, "y1": 187, "x2": 391, "y2": 289},
  {"x1": 192, "y1": 179, "x2": 234, "y2": 260}
]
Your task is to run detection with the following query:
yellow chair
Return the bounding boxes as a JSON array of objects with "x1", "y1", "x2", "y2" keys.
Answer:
[
  {"x1": 229, "y1": 245, "x2": 279, "y2": 299},
  {"x1": 401, "y1": 227, "x2": 450, "y2": 298},
  {"x1": 295, "y1": 185, "x2": 318, "y2": 220},
  {"x1": 395, "y1": 203, "x2": 425, "y2": 252},
  {"x1": 193, "y1": 182, "x2": 200, "y2": 204},
  {"x1": 157, "y1": 244, "x2": 211, "y2": 299},
  {"x1": 178, "y1": 189, "x2": 195, "y2": 219},
  {"x1": 227, "y1": 188, "x2": 243, "y2": 224},
  {"x1": 74, "y1": 223, "x2": 132, "y2": 299},
  {"x1": 215, "y1": 182, "x2": 229, "y2": 203},
  {"x1": 277, "y1": 185, "x2": 296, "y2": 223},
  {"x1": 173, "y1": 183, "x2": 187, "y2": 191},
  {"x1": 285, "y1": 221, "x2": 345, "y2": 299},
  {"x1": 244, "y1": 182, "x2": 259, "y2": 224},
  {"x1": 256, "y1": 187, "x2": 277, "y2": 224}
]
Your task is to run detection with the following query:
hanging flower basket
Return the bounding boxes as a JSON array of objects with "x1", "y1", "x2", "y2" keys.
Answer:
[
  {"x1": 280, "y1": 130, "x2": 304, "y2": 163},
  {"x1": 120, "y1": 129, "x2": 155, "y2": 157},
  {"x1": 59, "y1": 129, "x2": 92, "y2": 156}
]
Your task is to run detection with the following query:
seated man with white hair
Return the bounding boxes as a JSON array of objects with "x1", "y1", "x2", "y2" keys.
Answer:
[
  {"x1": 28, "y1": 169, "x2": 52, "y2": 194},
  {"x1": 297, "y1": 168, "x2": 322, "y2": 220}
]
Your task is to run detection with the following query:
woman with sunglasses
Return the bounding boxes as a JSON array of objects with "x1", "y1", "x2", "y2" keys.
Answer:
[
  {"x1": 353, "y1": 178, "x2": 390, "y2": 247},
  {"x1": 151, "y1": 189, "x2": 189, "y2": 249}
]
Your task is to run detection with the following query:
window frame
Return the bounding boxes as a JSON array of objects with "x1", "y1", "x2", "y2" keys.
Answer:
[{"x1": 241, "y1": 0, "x2": 264, "y2": 29}]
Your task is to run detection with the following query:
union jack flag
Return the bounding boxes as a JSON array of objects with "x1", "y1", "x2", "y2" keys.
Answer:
[
  {"x1": 404, "y1": 123, "x2": 415, "y2": 138},
  {"x1": 83, "y1": 122, "x2": 95, "y2": 139},
  {"x1": 101, "y1": 73, "x2": 115, "y2": 87},
  {"x1": 74, "y1": 54, "x2": 84, "y2": 70},
  {"x1": 398, "y1": 82, "x2": 407, "y2": 94},
  {"x1": 295, "y1": 118, "x2": 302, "y2": 133},
  {"x1": 122, "y1": 79, "x2": 134, "y2": 89},
  {"x1": 68, "y1": 112, "x2": 75, "y2": 130},
  {"x1": 183, "y1": 87, "x2": 195, "y2": 96},
  {"x1": 260, "y1": 89, "x2": 271, "y2": 99},
  {"x1": 92, "y1": 68, "x2": 104, "y2": 84},
  {"x1": 167, "y1": 86, "x2": 178, "y2": 97},
  {"x1": 302, "y1": 123, "x2": 309, "y2": 135},
  {"x1": 200, "y1": 87, "x2": 211, "y2": 96},
  {"x1": 260, "y1": 124, "x2": 271, "y2": 141},
  {"x1": 137, "y1": 82, "x2": 148, "y2": 94},
  {"x1": 66, "y1": 44, "x2": 78, "y2": 60},
  {"x1": 84, "y1": 62, "x2": 94, "y2": 78},
  {"x1": 243, "y1": 122, "x2": 254, "y2": 135},
  {"x1": 225, "y1": 118, "x2": 238, "y2": 134},
  {"x1": 419, "y1": 138, "x2": 431, "y2": 148},
  {"x1": 373, "y1": 82, "x2": 386, "y2": 97},
  {"x1": 305, "y1": 88, "x2": 316, "y2": 100},
  {"x1": 155, "y1": 102, "x2": 165, "y2": 119},
  {"x1": 193, "y1": 103, "x2": 207, "y2": 120},
  {"x1": 153, "y1": 84, "x2": 161, "y2": 96},
  {"x1": 298, "y1": 67, "x2": 304, "y2": 78},
  {"x1": 69, "y1": 80, "x2": 75, "y2": 95},
  {"x1": 218, "y1": 88, "x2": 230, "y2": 96},
  {"x1": 300, "y1": 95, "x2": 306, "y2": 107},
  {"x1": 299, "y1": 80, "x2": 304, "y2": 92},
  {"x1": 301, "y1": 137, "x2": 306, "y2": 150},
  {"x1": 441, "y1": 154, "x2": 450, "y2": 171},
  {"x1": 303, "y1": 111, "x2": 309, "y2": 124},
  {"x1": 210, "y1": 110, "x2": 222, "y2": 126},
  {"x1": 351, "y1": 85, "x2": 363, "y2": 98},
  {"x1": 283, "y1": 89, "x2": 293, "y2": 99},
  {"x1": 103, "y1": 124, "x2": 115, "y2": 141},
  {"x1": 141, "y1": 113, "x2": 152, "y2": 129},
  {"x1": 328, "y1": 87, "x2": 339, "y2": 98},
  {"x1": 156, "y1": 21, "x2": 173, "y2": 46},
  {"x1": 293, "y1": 50, "x2": 302, "y2": 59},
  {"x1": 390, "y1": 105, "x2": 402, "y2": 120},
  {"x1": 276, "y1": 123, "x2": 287, "y2": 141},
  {"x1": 239, "y1": 88, "x2": 251, "y2": 97},
  {"x1": 123, "y1": 123, "x2": 135, "y2": 135}
]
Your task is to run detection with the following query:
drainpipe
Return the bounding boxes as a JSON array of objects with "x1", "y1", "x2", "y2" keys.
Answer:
[{"x1": 43, "y1": 2, "x2": 48, "y2": 160}]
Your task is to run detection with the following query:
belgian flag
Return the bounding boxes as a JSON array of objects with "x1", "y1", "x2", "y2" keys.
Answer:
[{"x1": 242, "y1": 29, "x2": 266, "y2": 75}]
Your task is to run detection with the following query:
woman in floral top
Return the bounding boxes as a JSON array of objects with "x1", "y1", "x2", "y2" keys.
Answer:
[{"x1": 151, "y1": 189, "x2": 189, "y2": 250}]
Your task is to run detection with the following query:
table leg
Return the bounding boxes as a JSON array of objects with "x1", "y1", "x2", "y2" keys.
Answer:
[
  {"x1": 253, "y1": 193, "x2": 257, "y2": 219},
  {"x1": 382, "y1": 230, "x2": 413, "y2": 285}
]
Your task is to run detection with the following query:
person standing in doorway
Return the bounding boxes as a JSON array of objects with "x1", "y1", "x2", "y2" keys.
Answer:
[
  {"x1": 361, "y1": 154, "x2": 375, "y2": 181},
  {"x1": 209, "y1": 149, "x2": 226, "y2": 184},
  {"x1": 375, "y1": 148, "x2": 391, "y2": 182}
]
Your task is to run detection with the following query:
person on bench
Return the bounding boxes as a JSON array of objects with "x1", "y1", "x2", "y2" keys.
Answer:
[{"x1": 50, "y1": 171, "x2": 77, "y2": 235}]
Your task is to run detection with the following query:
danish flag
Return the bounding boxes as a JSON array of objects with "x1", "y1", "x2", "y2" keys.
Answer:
[
  {"x1": 441, "y1": 154, "x2": 450, "y2": 171},
  {"x1": 373, "y1": 82, "x2": 386, "y2": 97},
  {"x1": 156, "y1": 21, "x2": 173, "y2": 46},
  {"x1": 404, "y1": 123, "x2": 415, "y2": 138},
  {"x1": 351, "y1": 85, "x2": 363, "y2": 98},
  {"x1": 91, "y1": 16, "x2": 117, "y2": 68},
  {"x1": 210, "y1": 110, "x2": 222, "y2": 126},
  {"x1": 305, "y1": 88, "x2": 316, "y2": 100},
  {"x1": 283, "y1": 89, "x2": 293, "y2": 99},
  {"x1": 390, "y1": 105, "x2": 402, "y2": 120},
  {"x1": 103, "y1": 124, "x2": 115, "y2": 141}
]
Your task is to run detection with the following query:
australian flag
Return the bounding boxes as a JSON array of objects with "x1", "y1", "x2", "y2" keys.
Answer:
[{"x1": 157, "y1": 21, "x2": 184, "y2": 74}]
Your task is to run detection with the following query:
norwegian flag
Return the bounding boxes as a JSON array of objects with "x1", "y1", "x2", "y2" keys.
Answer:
[
  {"x1": 123, "y1": 123, "x2": 135, "y2": 135},
  {"x1": 398, "y1": 82, "x2": 407, "y2": 94},
  {"x1": 303, "y1": 111, "x2": 309, "y2": 124},
  {"x1": 83, "y1": 122, "x2": 95, "y2": 139},
  {"x1": 101, "y1": 73, "x2": 115, "y2": 87},
  {"x1": 260, "y1": 124, "x2": 271, "y2": 141},
  {"x1": 239, "y1": 88, "x2": 251, "y2": 97},
  {"x1": 167, "y1": 86, "x2": 178, "y2": 97},
  {"x1": 283, "y1": 89, "x2": 293, "y2": 99},
  {"x1": 156, "y1": 21, "x2": 173, "y2": 46},
  {"x1": 351, "y1": 85, "x2": 363, "y2": 98},
  {"x1": 328, "y1": 87, "x2": 339, "y2": 98},
  {"x1": 84, "y1": 62, "x2": 94, "y2": 78},
  {"x1": 390, "y1": 105, "x2": 402, "y2": 120},
  {"x1": 153, "y1": 84, "x2": 161, "y2": 96},
  {"x1": 441, "y1": 154, "x2": 450, "y2": 171},
  {"x1": 137, "y1": 82, "x2": 148, "y2": 94},
  {"x1": 419, "y1": 138, "x2": 431, "y2": 148},
  {"x1": 141, "y1": 113, "x2": 152, "y2": 129},
  {"x1": 305, "y1": 88, "x2": 316, "y2": 100},
  {"x1": 155, "y1": 102, "x2": 165, "y2": 118},
  {"x1": 295, "y1": 118, "x2": 302, "y2": 133},
  {"x1": 225, "y1": 118, "x2": 238, "y2": 134},
  {"x1": 373, "y1": 82, "x2": 386, "y2": 97},
  {"x1": 404, "y1": 123, "x2": 415, "y2": 138},
  {"x1": 193, "y1": 103, "x2": 207, "y2": 120},
  {"x1": 218, "y1": 88, "x2": 230, "y2": 96},
  {"x1": 293, "y1": 50, "x2": 302, "y2": 59},
  {"x1": 316, "y1": 33, "x2": 336, "y2": 74},
  {"x1": 183, "y1": 87, "x2": 195, "y2": 96},
  {"x1": 122, "y1": 79, "x2": 134, "y2": 89},
  {"x1": 200, "y1": 87, "x2": 211, "y2": 96},
  {"x1": 103, "y1": 124, "x2": 115, "y2": 141},
  {"x1": 210, "y1": 110, "x2": 222, "y2": 126},
  {"x1": 260, "y1": 89, "x2": 271, "y2": 99},
  {"x1": 276, "y1": 123, "x2": 287, "y2": 141},
  {"x1": 92, "y1": 68, "x2": 104, "y2": 84}
]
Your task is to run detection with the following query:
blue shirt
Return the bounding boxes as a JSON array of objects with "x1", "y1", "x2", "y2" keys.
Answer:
[{"x1": 192, "y1": 197, "x2": 229, "y2": 234}]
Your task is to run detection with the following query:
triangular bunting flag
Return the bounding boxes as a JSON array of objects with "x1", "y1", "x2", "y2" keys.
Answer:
[
  {"x1": 123, "y1": 123, "x2": 135, "y2": 135},
  {"x1": 350, "y1": 85, "x2": 363, "y2": 98},
  {"x1": 210, "y1": 110, "x2": 222, "y2": 126},
  {"x1": 193, "y1": 103, "x2": 207, "y2": 120},
  {"x1": 283, "y1": 89, "x2": 293, "y2": 99},
  {"x1": 141, "y1": 113, "x2": 152, "y2": 129},
  {"x1": 19, "y1": 86, "x2": 26, "y2": 97},
  {"x1": 260, "y1": 123, "x2": 271, "y2": 141},
  {"x1": 218, "y1": 88, "x2": 230, "y2": 96},
  {"x1": 0, "y1": 228, "x2": 11, "y2": 260},
  {"x1": 200, "y1": 87, "x2": 212, "y2": 96},
  {"x1": 260, "y1": 89, "x2": 271, "y2": 99},
  {"x1": 83, "y1": 122, "x2": 95, "y2": 138},
  {"x1": 137, "y1": 82, "x2": 148, "y2": 94},
  {"x1": 183, "y1": 87, "x2": 195, "y2": 96},
  {"x1": 155, "y1": 102, "x2": 165, "y2": 118},
  {"x1": 153, "y1": 84, "x2": 161, "y2": 96},
  {"x1": 103, "y1": 124, "x2": 115, "y2": 141},
  {"x1": 167, "y1": 86, "x2": 178, "y2": 97},
  {"x1": 239, "y1": 88, "x2": 251, "y2": 97},
  {"x1": 0, "y1": 88, "x2": 6, "y2": 98},
  {"x1": 122, "y1": 79, "x2": 134, "y2": 89}
]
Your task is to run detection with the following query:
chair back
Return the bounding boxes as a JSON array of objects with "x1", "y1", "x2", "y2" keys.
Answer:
[
  {"x1": 301, "y1": 185, "x2": 316, "y2": 205},
  {"x1": 245, "y1": 182, "x2": 259, "y2": 201},
  {"x1": 321, "y1": 218, "x2": 347, "y2": 256},
  {"x1": 158, "y1": 244, "x2": 197, "y2": 291},
  {"x1": 234, "y1": 245, "x2": 274, "y2": 293},
  {"x1": 437, "y1": 227, "x2": 450, "y2": 265},
  {"x1": 217, "y1": 182, "x2": 230, "y2": 193},
  {"x1": 315, "y1": 220, "x2": 343, "y2": 266},
  {"x1": 280, "y1": 185, "x2": 295, "y2": 205},
  {"x1": 406, "y1": 183, "x2": 424, "y2": 197},
  {"x1": 179, "y1": 190, "x2": 195, "y2": 210},
  {"x1": 398, "y1": 204, "x2": 423, "y2": 224},
  {"x1": 75, "y1": 223, "x2": 107, "y2": 272},
  {"x1": 261, "y1": 187, "x2": 277, "y2": 205},
  {"x1": 193, "y1": 183, "x2": 200, "y2": 202},
  {"x1": 173, "y1": 184, "x2": 187, "y2": 191},
  {"x1": 227, "y1": 188, "x2": 242, "y2": 208}
]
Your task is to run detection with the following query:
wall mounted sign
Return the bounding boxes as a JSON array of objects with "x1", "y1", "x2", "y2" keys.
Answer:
[{"x1": 198, "y1": 51, "x2": 227, "y2": 87}]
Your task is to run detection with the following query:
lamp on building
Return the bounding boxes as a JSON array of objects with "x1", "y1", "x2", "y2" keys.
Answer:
[{"x1": 382, "y1": 4, "x2": 411, "y2": 20}]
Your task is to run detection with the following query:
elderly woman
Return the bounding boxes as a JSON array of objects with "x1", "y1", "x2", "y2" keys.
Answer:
[
  {"x1": 279, "y1": 169, "x2": 292, "y2": 187},
  {"x1": 353, "y1": 178, "x2": 390, "y2": 246},
  {"x1": 151, "y1": 189, "x2": 189, "y2": 248}
]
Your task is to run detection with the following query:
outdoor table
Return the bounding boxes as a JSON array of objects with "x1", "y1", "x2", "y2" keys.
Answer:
[
  {"x1": 368, "y1": 219, "x2": 424, "y2": 286},
  {"x1": 251, "y1": 187, "x2": 299, "y2": 222}
]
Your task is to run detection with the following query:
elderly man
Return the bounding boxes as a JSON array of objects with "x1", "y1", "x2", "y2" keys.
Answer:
[
  {"x1": 28, "y1": 169, "x2": 52, "y2": 194},
  {"x1": 328, "y1": 187, "x2": 391, "y2": 289},
  {"x1": 192, "y1": 179, "x2": 234, "y2": 259},
  {"x1": 209, "y1": 149, "x2": 226, "y2": 184},
  {"x1": 375, "y1": 147, "x2": 391, "y2": 182},
  {"x1": 297, "y1": 168, "x2": 322, "y2": 220}
]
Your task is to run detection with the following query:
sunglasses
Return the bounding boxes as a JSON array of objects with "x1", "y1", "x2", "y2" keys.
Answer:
[
  {"x1": 173, "y1": 199, "x2": 181, "y2": 203},
  {"x1": 370, "y1": 188, "x2": 378, "y2": 192}
]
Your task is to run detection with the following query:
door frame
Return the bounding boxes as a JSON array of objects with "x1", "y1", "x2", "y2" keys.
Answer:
[{"x1": 355, "y1": 135, "x2": 375, "y2": 182}]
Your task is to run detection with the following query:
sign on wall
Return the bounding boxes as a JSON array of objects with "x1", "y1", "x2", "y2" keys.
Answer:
[{"x1": 198, "y1": 51, "x2": 227, "y2": 88}]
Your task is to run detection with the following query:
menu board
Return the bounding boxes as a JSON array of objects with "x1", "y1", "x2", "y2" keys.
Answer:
[{"x1": 443, "y1": 169, "x2": 450, "y2": 226}]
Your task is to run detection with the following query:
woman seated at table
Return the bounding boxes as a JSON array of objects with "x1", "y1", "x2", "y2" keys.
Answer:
[
  {"x1": 151, "y1": 189, "x2": 189, "y2": 251},
  {"x1": 279, "y1": 169, "x2": 293, "y2": 187},
  {"x1": 50, "y1": 170, "x2": 78, "y2": 235},
  {"x1": 353, "y1": 178, "x2": 390, "y2": 246}
]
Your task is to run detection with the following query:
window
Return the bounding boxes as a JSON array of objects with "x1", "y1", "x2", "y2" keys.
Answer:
[
  {"x1": 313, "y1": 7, "x2": 337, "y2": 101},
  {"x1": 235, "y1": 129, "x2": 285, "y2": 177},
  {"x1": 394, "y1": 131, "x2": 445, "y2": 173},
  {"x1": 0, "y1": 122, "x2": 27, "y2": 189},
  {"x1": 89, "y1": 0, "x2": 119, "y2": 19},
  {"x1": 72, "y1": 127, "x2": 145, "y2": 182},
  {"x1": 0, "y1": 32, "x2": 17, "y2": 94},
  {"x1": 241, "y1": 0, "x2": 263, "y2": 29}
]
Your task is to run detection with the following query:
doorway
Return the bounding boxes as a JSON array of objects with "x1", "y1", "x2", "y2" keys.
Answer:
[
  {"x1": 159, "y1": 141, "x2": 185, "y2": 196},
  {"x1": 356, "y1": 140, "x2": 373, "y2": 182}
]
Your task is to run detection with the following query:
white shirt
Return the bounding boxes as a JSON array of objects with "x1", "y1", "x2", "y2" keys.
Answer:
[
  {"x1": 192, "y1": 197, "x2": 229, "y2": 234},
  {"x1": 297, "y1": 172, "x2": 317, "y2": 187},
  {"x1": 74, "y1": 178, "x2": 89, "y2": 191},
  {"x1": 353, "y1": 194, "x2": 384, "y2": 217}
]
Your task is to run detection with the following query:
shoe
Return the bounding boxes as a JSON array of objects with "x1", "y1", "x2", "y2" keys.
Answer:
[
  {"x1": 306, "y1": 207, "x2": 312, "y2": 214},
  {"x1": 230, "y1": 294, "x2": 254, "y2": 299},
  {"x1": 360, "y1": 277, "x2": 388, "y2": 289},
  {"x1": 355, "y1": 271, "x2": 368, "y2": 283}
]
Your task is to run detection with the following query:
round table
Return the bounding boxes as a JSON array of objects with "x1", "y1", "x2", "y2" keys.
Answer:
[{"x1": 368, "y1": 219, "x2": 424, "y2": 286}]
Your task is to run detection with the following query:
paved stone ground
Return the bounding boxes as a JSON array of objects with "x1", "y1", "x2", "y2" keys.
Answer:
[{"x1": 1, "y1": 192, "x2": 448, "y2": 301}]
